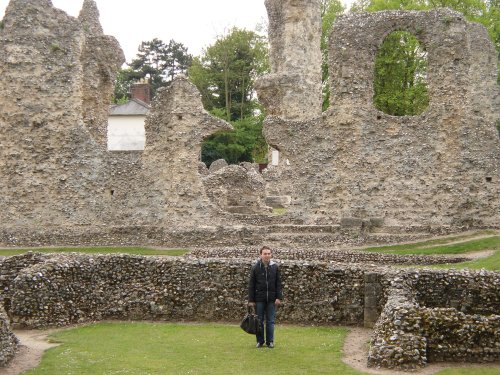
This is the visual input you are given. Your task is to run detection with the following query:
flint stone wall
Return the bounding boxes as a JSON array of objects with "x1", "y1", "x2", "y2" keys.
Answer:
[
  {"x1": 368, "y1": 270, "x2": 499, "y2": 370},
  {"x1": 0, "y1": 253, "x2": 498, "y2": 369},
  {"x1": 2, "y1": 253, "x2": 369, "y2": 328},
  {"x1": 1, "y1": 2, "x2": 499, "y2": 246},
  {"x1": 186, "y1": 247, "x2": 470, "y2": 266},
  {"x1": 0, "y1": 306, "x2": 17, "y2": 367}
]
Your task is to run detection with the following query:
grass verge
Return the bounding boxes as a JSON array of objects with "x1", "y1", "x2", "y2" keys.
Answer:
[
  {"x1": 364, "y1": 234, "x2": 500, "y2": 255},
  {"x1": 363, "y1": 234, "x2": 500, "y2": 271},
  {"x1": 0, "y1": 247, "x2": 188, "y2": 256},
  {"x1": 431, "y1": 250, "x2": 500, "y2": 271}
]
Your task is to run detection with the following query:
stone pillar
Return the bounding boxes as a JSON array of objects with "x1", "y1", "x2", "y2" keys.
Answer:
[
  {"x1": 256, "y1": 0, "x2": 322, "y2": 121},
  {"x1": 364, "y1": 272, "x2": 382, "y2": 328}
]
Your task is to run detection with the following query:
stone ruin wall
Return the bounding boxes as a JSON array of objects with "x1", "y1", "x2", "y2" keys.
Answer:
[
  {"x1": 0, "y1": 0, "x2": 124, "y2": 230},
  {"x1": 0, "y1": 0, "x2": 237, "y2": 246},
  {"x1": 368, "y1": 270, "x2": 500, "y2": 369},
  {"x1": 258, "y1": 3, "x2": 500, "y2": 231},
  {"x1": 0, "y1": 305, "x2": 17, "y2": 367},
  {"x1": 0, "y1": 252, "x2": 497, "y2": 369},
  {"x1": 0, "y1": 1, "x2": 498, "y2": 247}
]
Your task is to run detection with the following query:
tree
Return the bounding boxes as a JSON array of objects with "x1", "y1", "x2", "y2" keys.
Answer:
[
  {"x1": 189, "y1": 28, "x2": 269, "y2": 122},
  {"x1": 113, "y1": 38, "x2": 193, "y2": 102},
  {"x1": 113, "y1": 68, "x2": 136, "y2": 103},
  {"x1": 320, "y1": 0, "x2": 345, "y2": 110},
  {"x1": 201, "y1": 115, "x2": 268, "y2": 167},
  {"x1": 374, "y1": 31, "x2": 429, "y2": 115},
  {"x1": 188, "y1": 28, "x2": 270, "y2": 166}
]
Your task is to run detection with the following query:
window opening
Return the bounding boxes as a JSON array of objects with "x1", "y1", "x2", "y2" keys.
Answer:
[{"x1": 374, "y1": 31, "x2": 429, "y2": 116}]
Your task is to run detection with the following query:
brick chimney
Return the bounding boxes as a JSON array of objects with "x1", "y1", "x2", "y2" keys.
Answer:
[{"x1": 130, "y1": 83, "x2": 151, "y2": 104}]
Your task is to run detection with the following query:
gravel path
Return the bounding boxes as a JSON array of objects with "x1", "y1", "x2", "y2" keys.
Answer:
[{"x1": 0, "y1": 330, "x2": 59, "y2": 375}]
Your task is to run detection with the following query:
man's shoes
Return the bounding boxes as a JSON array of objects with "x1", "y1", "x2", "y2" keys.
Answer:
[
  {"x1": 267, "y1": 342, "x2": 274, "y2": 348},
  {"x1": 256, "y1": 342, "x2": 264, "y2": 348}
]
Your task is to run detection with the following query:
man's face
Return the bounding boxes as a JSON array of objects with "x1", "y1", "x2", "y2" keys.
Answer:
[{"x1": 260, "y1": 249, "x2": 272, "y2": 263}]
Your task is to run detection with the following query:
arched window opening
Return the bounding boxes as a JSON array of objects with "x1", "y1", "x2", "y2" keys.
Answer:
[{"x1": 374, "y1": 31, "x2": 429, "y2": 116}]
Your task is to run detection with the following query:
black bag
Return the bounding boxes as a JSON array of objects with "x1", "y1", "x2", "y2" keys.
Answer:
[{"x1": 240, "y1": 306, "x2": 259, "y2": 334}]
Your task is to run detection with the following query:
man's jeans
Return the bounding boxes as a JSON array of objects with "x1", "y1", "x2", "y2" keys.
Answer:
[{"x1": 256, "y1": 301, "x2": 276, "y2": 344}]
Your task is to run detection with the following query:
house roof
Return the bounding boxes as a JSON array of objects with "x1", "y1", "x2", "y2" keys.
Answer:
[{"x1": 109, "y1": 98, "x2": 150, "y2": 116}]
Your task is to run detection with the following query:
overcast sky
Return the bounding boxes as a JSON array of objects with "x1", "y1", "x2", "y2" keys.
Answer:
[{"x1": 0, "y1": 0, "x2": 354, "y2": 62}]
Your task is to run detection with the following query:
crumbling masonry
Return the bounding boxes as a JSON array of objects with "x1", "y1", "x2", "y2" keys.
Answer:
[
  {"x1": 0, "y1": 0, "x2": 499, "y2": 371},
  {"x1": 0, "y1": 1, "x2": 499, "y2": 247},
  {"x1": 258, "y1": 1, "x2": 500, "y2": 231}
]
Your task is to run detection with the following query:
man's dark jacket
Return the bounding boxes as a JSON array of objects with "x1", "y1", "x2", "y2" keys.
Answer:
[{"x1": 248, "y1": 259, "x2": 283, "y2": 303}]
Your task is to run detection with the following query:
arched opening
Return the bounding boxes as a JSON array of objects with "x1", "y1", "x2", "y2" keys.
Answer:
[{"x1": 373, "y1": 31, "x2": 429, "y2": 116}]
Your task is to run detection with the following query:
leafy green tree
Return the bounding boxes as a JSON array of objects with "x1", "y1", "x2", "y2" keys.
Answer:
[
  {"x1": 113, "y1": 38, "x2": 192, "y2": 102},
  {"x1": 189, "y1": 28, "x2": 269, "y2": 122},
  {"x1": 201, "y1": 114, "x2": 268, "y2": 167},
  {"x1": 321, "y1": 0, "x2": 345, "y2": 110},
  {"x1": 374, "y1": 31, "x2": 429, "y2": 115},
  {"x1": 113, "y1": 68, "x2": 136, "y2": 103}
]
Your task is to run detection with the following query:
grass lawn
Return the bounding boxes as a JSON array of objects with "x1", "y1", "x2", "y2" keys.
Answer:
[
  {"x1": 431, "y1": 250, "x2": 500, "y2": 271},
  {"x1": 0, "y1": 247, "x2": 188, "y2": 257},
  {"x1": 364, "y1": 234, "x2": 500, "y2": 255},
  {"x1": 24, "y1": 322, "x2": 362, "y2": 375},
  {"x1": 23, "y1": 322, "x2": 500, "y2": 375},
  {"x1": 363, "y1": 234, "x2": 500, "y2": 271}
]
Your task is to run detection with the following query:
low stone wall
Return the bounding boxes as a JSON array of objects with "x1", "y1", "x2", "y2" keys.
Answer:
[
  {"x1": 414, "y1": 269, "x2": 499, "y2": 315},
  {"x1": 368, "y1": 270, "x2": 500, "y2": 370},
  {"x1": 0, "y1": 306, "x2": 18, "y2": 367},
  {"x1": 0, "y1": 224, "x2": 443, "y2": 248},
  {"x1": 0, "y1": 252, "x2": 498, "y2": 370},
  {"x1": 3, "y1": 253, "x2": 369, "y2": 328},
  {"x1": 187, "y1": 247, "x2": 469, "y2": 265}
]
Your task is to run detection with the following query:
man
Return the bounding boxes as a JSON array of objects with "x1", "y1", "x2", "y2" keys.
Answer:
[{"x1": 248, "y1": 246, "x2": 283, "y2": 348}]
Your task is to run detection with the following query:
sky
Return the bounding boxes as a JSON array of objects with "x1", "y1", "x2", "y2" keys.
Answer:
[{"x1": 0, "y1": 0, "x2": 354, "y2": 62}]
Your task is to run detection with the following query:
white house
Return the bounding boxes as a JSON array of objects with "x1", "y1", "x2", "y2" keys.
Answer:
[{"x1": 107, "y1": 83, "x2": 150, "y2": 151}]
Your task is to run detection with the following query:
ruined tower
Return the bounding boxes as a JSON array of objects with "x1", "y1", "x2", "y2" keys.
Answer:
[{"x1": 256, "y1": 0, "x2": 323, "y2": 121}]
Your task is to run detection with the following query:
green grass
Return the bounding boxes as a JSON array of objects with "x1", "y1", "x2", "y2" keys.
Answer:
[
  {"x1": 436, "y1": 369, "x2": 500, "y2": 375},
  {"x1": 0, "y1": 247, "x2": 188, "y2": 256},
  {"x1": 364, "y1": 234, "x2": 500, "y2": 255},
  {"x1": 25, "y1": 322, "x2": 362, "y2": 375},
  {"x1": 363, "y1": 234, "x2": 500, "y2": 271},
  {"x1": 272, "y1": 208, "x2": 287, "y2": 215},
  {"x1": 432, "y1": 250, "x2": 500, "y2": 271},
  {"x1": 23, "y1": 322, "x2": 499, "y2": 375}
]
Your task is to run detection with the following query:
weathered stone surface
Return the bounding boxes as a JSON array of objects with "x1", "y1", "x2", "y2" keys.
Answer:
[
  {"x1": 2, "y1": 253, "x2": 370, "y2": 328},
  {"x1": 208, "y1": 159, "x2": 228, "y2": 173},
  {"x1": 256, "y1": 0, "x2": 323, "y2": 121},
  {"x1": 79, "y1": 0, "x2": 124, "y2": 147},
  {"x1": 259, "y1": 7, "x2": 500, "y2": 231},
  {"x1": 142, "y1": 76, "x2": 233, "y2": 226},
  {"x1": 0, "y1": 2, "x2": 499, "y2": 246},
  {"x1": 186, "y1": 246, "x2": 470, "y2": 266},
  {"x1": 0, "y1": 251, "x2": 497, "y2": 370},
  {"x1": 203, "y1": 164, "x2": 272, "y2": 214},
  {"x1": 0, "y1": 0, "x2": 124, "y2": 230},
  {"x1": 0, "y1": 305, "x2": 17, "y2": 368},
  {"x1": 367, "y1": 269, "x2": 500, "y2": 370}
]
